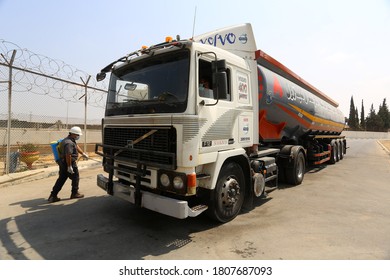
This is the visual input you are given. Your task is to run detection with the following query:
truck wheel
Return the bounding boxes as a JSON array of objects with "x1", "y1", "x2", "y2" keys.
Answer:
[
  {"x1": 343, "y1": 139, "x2": 347, "y2": 155},
  {"x1": 285, "y1": 151, "x2": 305, "y2": 185},
  {"x1": 329, "y1": 141, "x2": 338, "y2": 164},
  {"x1": 338, "y1": 140, "x2": 344, "y2": 160},
  {"x1": 209, "y1": 161, "x2": 246, "y2": 223}
]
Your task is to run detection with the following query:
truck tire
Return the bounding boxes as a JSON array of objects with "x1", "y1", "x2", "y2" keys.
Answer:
[
  {"x1": 285, "y1": 151, "x2": 305, "y2": 185},
  {"x1": 338, "y1": 140, "x2": 344, "y2": 160},
  {"x1": 209, "y1": 161, "x2": 246, "y2": 223},
  {"x1": 343, "y1": 139, "x2": 347, "y2": 155},
  {"x1": 329, "y1": 140, "x2": 338, "y2": 164}
]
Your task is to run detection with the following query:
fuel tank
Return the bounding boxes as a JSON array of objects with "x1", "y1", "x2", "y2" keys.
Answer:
[{"x1": 257, "y1": 64, "x2": 345, "y2": 143}]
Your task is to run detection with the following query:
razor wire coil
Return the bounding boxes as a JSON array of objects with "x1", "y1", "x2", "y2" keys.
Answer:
[{"x1": 0, "y1": 39, "x2": 108, "y2": 108}]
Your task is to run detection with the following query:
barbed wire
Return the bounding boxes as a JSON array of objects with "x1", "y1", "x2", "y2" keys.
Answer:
[{"x1": 0, "y1": 39, "x2": 108, "y2": 108}]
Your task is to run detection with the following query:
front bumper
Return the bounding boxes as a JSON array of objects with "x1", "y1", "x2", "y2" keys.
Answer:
[{"x1": 97, "y1": 174, "x2": 207, "y2": 219}]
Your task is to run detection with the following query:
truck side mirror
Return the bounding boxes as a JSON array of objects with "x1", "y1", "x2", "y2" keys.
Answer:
[
  {"x1": 96, "y1": 72, "x2": 106, "y2": 82},
  {"x1": 212, "y1": 59, "x2": 228, "y2": 100},
  {"x1": 213, "y1": 71, "x2": 228, "y2": 100},
  {"x1": 212, "y1": 59, "x2": 226, "y2": 72}
]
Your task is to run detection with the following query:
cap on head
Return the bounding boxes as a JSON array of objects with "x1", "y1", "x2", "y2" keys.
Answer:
[{"x1": 69, "y1": 126, "x2": 82, "y2": 136}]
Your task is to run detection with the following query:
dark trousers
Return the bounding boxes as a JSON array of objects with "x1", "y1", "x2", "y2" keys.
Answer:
[{"x1": 50, "y1": 160, "x2": 79, "y2": 196}]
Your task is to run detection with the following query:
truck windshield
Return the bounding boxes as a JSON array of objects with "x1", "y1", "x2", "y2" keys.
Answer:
[{"x1": 106, "y1": 49, "x2": 190, "y2": 116}]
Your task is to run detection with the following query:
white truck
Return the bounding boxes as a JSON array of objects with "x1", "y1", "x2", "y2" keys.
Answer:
[{"x1": 95, "y1": 23, "x2": 346, "y2": 223}]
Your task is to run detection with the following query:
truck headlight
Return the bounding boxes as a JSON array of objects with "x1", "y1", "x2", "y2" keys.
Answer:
[
  {"x1": 173, "y1": 176, "x2": 184, "y2": 190},
  {"x1": 157, "y1": 170, "x2": 188, "y2": 194},
  {"x1": 160, "y1": 173, "x2": 170, "y2": 187}
]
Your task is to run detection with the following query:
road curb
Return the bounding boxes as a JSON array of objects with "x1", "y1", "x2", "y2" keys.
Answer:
[
  {"x1": 377, "y1": 139, "x2": 390, "y2": 155},
  {"x1": 0, "y1": 160, "x2": 101, "y2": 188}
]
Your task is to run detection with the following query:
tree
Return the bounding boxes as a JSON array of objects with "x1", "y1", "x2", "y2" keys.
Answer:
[
  {"x1": 360, "y1": 100, "x2": 366, "y2": 130},
  {"x1": 55, "y1": 120, "x2": 63, "y2": 129},
  {"x1": 355, "y1": 106, "x2": 359, "y2": 130},
  {"x1": 378, "y1": 98, "x2": 390, "y2": 131},
  {"x1": 366, "y1": 104, "x2": 384, "y2": 132},
  {"x1": 348, "y1": 96, "x2": 359, "y2": 130}
]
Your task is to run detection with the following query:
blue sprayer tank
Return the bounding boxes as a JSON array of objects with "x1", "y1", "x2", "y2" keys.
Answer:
[{"x1": 50, "y1": 139, "x2": 63, "y2": 162}]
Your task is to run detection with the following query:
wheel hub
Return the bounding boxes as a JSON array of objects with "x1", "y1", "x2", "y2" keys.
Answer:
[{"x1": 222, "y1": 177, "x2": 240, "y2": 207}]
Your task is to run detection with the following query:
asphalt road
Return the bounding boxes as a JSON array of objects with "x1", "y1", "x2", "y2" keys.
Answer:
[{"x1": 1, "y1": 139, "x2": 389, "y2": 260}]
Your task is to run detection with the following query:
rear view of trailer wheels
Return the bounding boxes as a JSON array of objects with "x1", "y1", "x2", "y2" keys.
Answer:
[
  {"x1": 208, "y1": 161, "x2": 246, "y2": 223},
  {"x1": 329, "y1": 139, "x2": 346, "y2": 164}
]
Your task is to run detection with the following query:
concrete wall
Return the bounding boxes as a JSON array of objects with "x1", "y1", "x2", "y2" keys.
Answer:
[
  {"x1": 342, "y1": 131, "x2": 390, "y2": 139},
  {"x1": 2, "y1": 128, "x2": 389, "y2": 146},
  {"x1": 0, "y1": 128, "x2": 102, "y2": 145}
]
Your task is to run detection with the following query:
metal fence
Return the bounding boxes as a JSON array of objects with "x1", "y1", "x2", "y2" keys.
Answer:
[{"x1": 0, "y1": 39, "x2": 108, "y2": 175}]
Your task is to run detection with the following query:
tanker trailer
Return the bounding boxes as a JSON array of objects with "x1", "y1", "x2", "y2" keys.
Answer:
[{"x1": 255, "y1": 49, "x2": 347, "y2": 184}]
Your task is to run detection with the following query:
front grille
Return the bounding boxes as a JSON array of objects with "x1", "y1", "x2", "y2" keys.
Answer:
[
  {"x1": 103, "y1": 126, "x2": 176, "y2": 168},
  {"x1": 117, "y1": 163, "x2": 152, "y2": 186}
]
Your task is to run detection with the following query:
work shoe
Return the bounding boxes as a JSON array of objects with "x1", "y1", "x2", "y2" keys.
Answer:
[
  {"x1": 70, "y1": 192, "x2": 84, "y2": 199},
  {"x1": 48, "y1": 195, "x2": 61, "y2": 203}
]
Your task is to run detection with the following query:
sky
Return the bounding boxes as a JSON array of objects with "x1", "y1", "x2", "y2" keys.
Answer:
[{"x1": 1, "y1": 0, "x2": 390, "y2": 118}]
